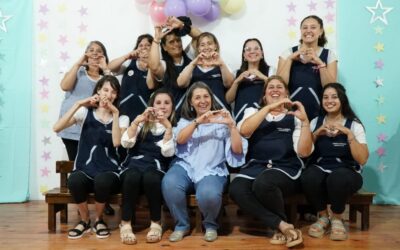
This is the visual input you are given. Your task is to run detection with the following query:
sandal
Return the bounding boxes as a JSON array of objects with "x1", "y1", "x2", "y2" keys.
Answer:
[
  {"x1": 308, "y1": 216, "x2": 330, "y2": 238},
  {"x1": 330, "y1": 218, "x2": 348, "y2": 241},
  {"x1": 283, "y1": 228, "x2": 303, "y2": 248},
  {"x1": 269, "y1": 231, "x2": 286, "y2": 245},
  {"x1": 146, "y1": 222, "x2": 162, "y2": 243},
  {"x1": 93, "y1": 220, "x2": 110, "y2": 239},
  {"x1": 120, "y1": 223, "x2": 137, "y2": 245},
  {"x1": 68, "y1": 220, "x2": 91, "y2": 239}
]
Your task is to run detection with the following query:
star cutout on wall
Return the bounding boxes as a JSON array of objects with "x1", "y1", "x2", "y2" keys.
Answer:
[
  {"x1": 40, "y1": 103, "x2": 49, "y2": 113},
  {"x1": 40, "y1": 167, "x2": 50, "y2": 177},
  {"x1": 78, "y1": 23, "x2": 88, "y2": 33},
  {"x1": 60, "y1": 51, "x2": 70, "y2": 62},
  {"x1": 38, "y1": 33, "x2": 48, "y2": 43},
  {"x1": 375, "y1": 95, "x2": 385, "y2": 105},
  {"x1": 58, "y1": 35, "x2": 68, "y2": 46},
  {"x1": 39, "y1": 4, "x2": 49, "y2": 15},
  {"x1": 42, "y1": 136, "x2": 51, "y2": 145},
  {"x1": 376, "y1": 147, "x2": 386, "y2": 157},
  {"x1": 38, "y1": 19, "x2": 48, "y2": 30},
  {"x1": 377, "y1": 133, "x2": 387, "y2": 142},
  {"x1": 40, "y1": 89, "x2": 49, "y2": 99},
  {"x1": 287, "y1": 2, "x2": 296, "y2": 12},
  {"x1": 374, "y1": 42, "x2": 384, "y2": 52},
  {"x1": 376, "y1": 114, "x2": 386, "y2": 124},
  {"x1": 41, "y1": 119, "x2": 51, "y2": 129},
  {"x1": 374, "y1": 77, "x2": 384, "y2": 87},
  {"x1": 308, "y1": 1, "x2": 317, "y2": 11},
  {"x1": 325, "y1": 0, "x2": 335, "y2": 9},
  {"x1": 79, "y1": 6, "x2": 88, "y2": 16},
  {"x1": 366, "y1": 0, "x2": 393, "y2": 25},
  {"x1": 0, "y1": 9, "x2": 13, "y2": 32},
  {"x1": 374, "y1": 25, "x2": 384, "y2": 34},
  {"x1": 325, "y1": 12, "x2": 335, "y2": 23},
  {"x1": 39, "y1": 76, "x2": 49, "y2": 86},
  {"x1": 374, "y1": 59, "x2": 384, "y2": 69},
  {"x1": 377, "y1": 162, "x2": 387, "y2": 173},
  {"x1": 288, "y1": 30, "x2": 297, "y2": 40},
  {"x1": 287, "y1": 16, "x2": 297, "y2": 27},
  {"x1": 40, "y1": 58, "x2": 48, "y2": 67},
  {"x1": 41, "y1": 151, "x2": 51, "y2": 161},
  {"x1": 58, "y1": 3, "x2": 67, "y2": 13},
  {"x1": 78, "y1": 37, "x2": 87, "y2": 48},
  {"x1": 325, "y1": 26, "x2": 335, "y2": 35}
]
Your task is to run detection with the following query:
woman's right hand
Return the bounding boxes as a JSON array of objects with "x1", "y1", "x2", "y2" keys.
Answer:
[
  {"x1": 77, "y1": 94, "x2": 99, "y2": 107},
  {"x1": 77, "y1": 53, "x2": 89, "y2": 66}
]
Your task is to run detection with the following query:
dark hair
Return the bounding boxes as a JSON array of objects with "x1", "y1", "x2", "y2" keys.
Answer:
[
  {"x1": 92, "y1": 75, "x2": 120, "y2": 107},
  {"x1": 238, "y1": 38, "x2": 270, "y2": 76},
  {"x1": 134, "y1": 34, "x2": 153, "y2": 50},
  {"x1": 160, "y1": 31, "x2": 190, "y2": 88},
  {"x1": 140, "y1": 88, "x2": 177, "y2": 139},
  {"x1": 321, "y1": 82, "x2": 363, "y2": 126},
  {"x1": 180, "y1": 82, "x2": 222, "y2": 120},
  {"x1": 259, "y1": 75, "x2": 288, "y2": 107},
  {"x1": 299, "y1": 15, "x2": 327, "y2": 47},
  {"x1": 85, "y1": 41, "x2": 109, "y2": 74},
  {"x1": 195, "y1": 32, "x2": 220, "y2": 54}
]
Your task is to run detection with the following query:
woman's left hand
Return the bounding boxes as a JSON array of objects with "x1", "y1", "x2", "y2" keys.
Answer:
[
  {"x1": 287, "y1": 101, "x2": 308, "y2": 122},
  {"x1": 102, "y1": 97, "x2": 119, "y2": 114}
]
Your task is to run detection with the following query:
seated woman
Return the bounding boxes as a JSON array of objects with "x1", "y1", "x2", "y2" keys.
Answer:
[
  {"x1": 229, "y1": 75, "x2": 313, "y2": 248},
  {"x1": 301, "y1": 82, "x2": 369, "y2": 241},
  {"x1": 53, "y1": 75, "x2": 128, "y2": 239},
  {"x1": 162, "y1": 82, "x2": 247, "y2": 242},
  {"x1": 119, "y1": 89, "x2": 176, "y2": 245}
]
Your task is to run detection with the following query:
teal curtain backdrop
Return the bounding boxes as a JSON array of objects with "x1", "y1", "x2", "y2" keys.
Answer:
[
  {"x1": 0, "y1": 1, "x2": 32, "y2": 202},
  {"x1": 338, "y1": 0, "x2": 400, "y2": 204}
]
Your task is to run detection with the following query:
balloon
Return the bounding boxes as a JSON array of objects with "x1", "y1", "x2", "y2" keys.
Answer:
[
  {"x1": 203, "y1": 3, "x2": 220, "y2": 21},
  {"x1": 149, "y1": 1, "x2": 167, "y2": 25},
  {"x1": 135, "y1": 0, "x2": 152, "y2": 4},
  {"x1": 220, "y1": 0, "x2": 244, "y2": 14},
  {"x1": 165, "y1": 0, "x2": 187, "y2": 17},
  {"x1": 187, "y1": 0, "x2": 212, "y2": 16}
]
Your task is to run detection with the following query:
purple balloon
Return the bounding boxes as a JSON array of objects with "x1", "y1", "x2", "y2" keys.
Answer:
[
  {"x1": 187, "y1": 0, "x2": 212, "y2": 16},
  {"x1": 165, "y1": 0, "x2": 187, "y2": 17},
  {"x1": 203, "y1": 3, "x2": 220, "y2": 21}
]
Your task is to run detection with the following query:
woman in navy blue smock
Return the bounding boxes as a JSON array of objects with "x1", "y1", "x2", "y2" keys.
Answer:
[
  {"x1": 177, "y1": 32, "x2": 234, "y2": 111},
  {"x1": 229, "y1": 75, "x2": 313, "y2": 248},
  {"x1": 108, "y1": 34, "x2": 155, "y2": 122},
  {"x1": 53, "y1": 76, "x2": 128, "y2": 239},
  {"x1": 225, "y1": 38, "x2": 273, "y2": 123},
  {"x1": 149, "y1": 16, "x2": 201, "y2": 117},
  {"x1": 301, "y1": 83, "x2": 369, "y2": 241},
  {"x1": 277, "y1": 15, "x2": 337, "y2": 121},
  {"x1": 118, "y1": 89, "x2": 176, "y2": 245}
]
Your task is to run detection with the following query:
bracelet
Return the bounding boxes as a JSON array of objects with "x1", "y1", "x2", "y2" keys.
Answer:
[
  {"x1": 318, "y1": 63, "x2": 327, "y2": 69},
  {"x1": 193, "y1": 119, "x2": 199, "y2": 128},
  {"x1": 132, "y1": 121, "x2": 140, "y2": 127},
  {"x1": 348, "y1": 137, "x2": 355, "y2": 144},
  {"x1": 152, "y1": 40, "x2": 160, "y2": 44}
]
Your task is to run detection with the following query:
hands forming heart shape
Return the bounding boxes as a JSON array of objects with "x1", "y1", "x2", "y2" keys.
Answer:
[
  {"x1": 197, "y1": 52, "x2": 220, "y2": 67},
  {"x1": 325, "y1": 125, "x2": 340, "y2": 137}
]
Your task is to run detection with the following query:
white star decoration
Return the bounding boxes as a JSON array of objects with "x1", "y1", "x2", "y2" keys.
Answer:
[
  {"x1": 377, "y1": 162, "x2": 388, "y2": 173},
  {"x1": 0, "y1": 9, "x2": 12, "y2": 32},
  {"x1": 375, "y1": 77, "x2": 384, "y2": 87},
  {"x1": 366, "y1": 0, "x2": 393, "y2": 25}
]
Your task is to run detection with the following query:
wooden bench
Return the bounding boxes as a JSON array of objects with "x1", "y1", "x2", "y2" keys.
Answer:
[{"x1": 46, "y1": 161, "x2": 375, "y2": 232}]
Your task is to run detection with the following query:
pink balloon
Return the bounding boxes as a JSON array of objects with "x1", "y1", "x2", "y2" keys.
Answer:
[
  {"x1": 135, "y1": 0, "x2": 152, "y2": 4},
  {"x1": 203, "y1": 3, "x2": 220, "y2": 21},
  {"x1": 149, "y1": 1, "x2": 167, "y2": 25},
  {"x1": 187, "y1": 0, "x2": 212, "y2": 16},
  {"x1": 165, "y1": 0, "x2": 187, "y2": 17}
]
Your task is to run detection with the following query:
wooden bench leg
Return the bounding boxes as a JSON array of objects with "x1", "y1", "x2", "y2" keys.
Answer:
[
  {"x1": 349, "y1": 204, "x2": 357, "y2": 223},
  {"x1": 285, "y1": 204, "x2": 298, "y2": 226},
  {"x1": 361, "y1": 205, "x2": 370, "y2": 231},
  {"x1": 195, "y1": 207, "x2": 202, "y2": 233},
  {"x1": 48, "y1": 203, "x2": 56, "y2": 232},
  {"x1": 60, "y1": 204, "x2": 68, "y2": 224}
]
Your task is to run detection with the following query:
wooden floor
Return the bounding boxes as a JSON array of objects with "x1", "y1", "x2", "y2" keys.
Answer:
[{"x1": 0, "y1": 202, "x2": 399, "y2": 250}]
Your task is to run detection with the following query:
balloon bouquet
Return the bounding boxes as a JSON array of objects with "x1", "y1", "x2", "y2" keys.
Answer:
[{"x1": 135, "y1": 0, "x2": 245, "y2": 24}]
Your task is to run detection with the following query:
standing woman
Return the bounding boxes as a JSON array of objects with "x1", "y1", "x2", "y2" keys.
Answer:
[
  {"x1": 301, "y1": 83, "x2": 368, "y2": 241},
  {"x1": 149, "y1": 16, "x2": 201, "y2": 116},
  {"x1": 119, "y1": 89, "x2": 176, "y2": 245},
  {"x1": 229, "y1": 76, "x2": 313, "y2": 248},
  {"x1": 53, "y1": 76, "x2": 128, "y2": 239},
  {"x1": 277, "y1": 15, "x2": 337, "y2": 120},
  {"x1": 177, "y1": 32, "x2": 234, "y2": 111},
  {"x1": 108, "y1": 34, "x2": 156, "y2": 122},
  {"x1": 162, "y1": 82, "x2": 247, "y2": 242},
  {"x1": 57, "y1": 41, "x2": 109, "y2": 161},
  {"x1": 225, "y1": 38, "x2": 274, "y2": 123}
]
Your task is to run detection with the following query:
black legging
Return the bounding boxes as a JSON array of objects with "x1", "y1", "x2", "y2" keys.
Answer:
[
  {"x1": 120, "y1": 167, "x2": 164, "y2": 222},
  {"x1": 301, "y1": 166, "x2": 363, "y2": 214},
  {"x1": 68, "y1": 171, "x2": 120, "y2": 203},
  {"x1": 61, "y1": 138, "x2": 78, "y2": 161},
  {"x1": 229, "y1": 170, "x2": 301, "y2": 229}
]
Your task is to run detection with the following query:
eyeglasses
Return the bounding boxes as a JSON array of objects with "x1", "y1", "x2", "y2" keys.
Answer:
[{"x1": 244, "y1": 46, "x2": 261, "y2": 52}]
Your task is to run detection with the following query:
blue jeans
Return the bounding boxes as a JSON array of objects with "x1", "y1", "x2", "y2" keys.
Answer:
[{"x1": 162, "y1": 164, "x2": 227, "y2": 231}]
